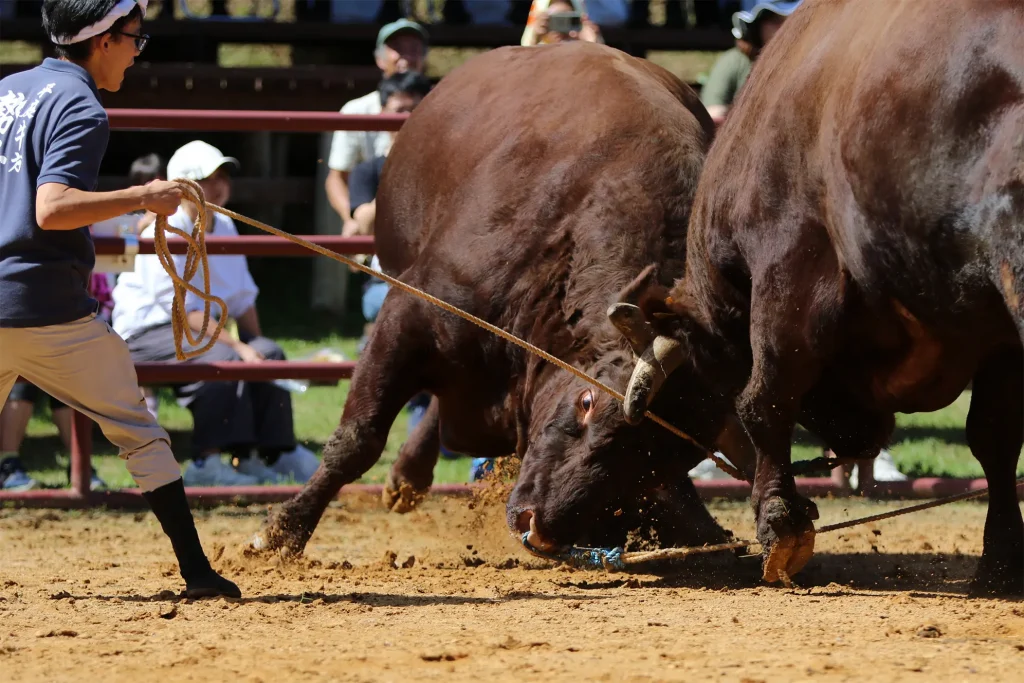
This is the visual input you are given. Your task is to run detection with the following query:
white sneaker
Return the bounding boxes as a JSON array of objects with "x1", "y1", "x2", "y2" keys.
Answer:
[
  {"x1": 688, "y1": 452, "x2": 738, "y2": 480},
  {"x1": 849, "y1": 449, "x2": 908, "y2": 489},
  {"x1": 183, "y1": 455, "x2": 260, "y2": 487},
  {"x1": 235, "y1": 453, "x2": 286, "y2": 484},
  {"x1": 871, "y1": 449, "x2": 908, "y2": 481},
  {"x1": 271, "y1": 444, "x2": 320, "y2": 483}
]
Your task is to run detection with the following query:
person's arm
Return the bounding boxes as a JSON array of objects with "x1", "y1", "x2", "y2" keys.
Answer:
[
  {"x1": 699, "y1": 50, "x2": 742, "y2": 119},
  {"x1": 325, "y1": 168, "x2": 352, "y2": 221},
  {"x1": 36, "y1": 181, "x2": 183, "y2": 232},
  {"x1": 234, "y1": 306, "x2": 262, "y2": 340},
  {"x1": 346, "y1": 158, "x2": 379, "y2": 237},
  {"x1": 325, "y1": 123, "x2": 362, "y2": 232},
  {"x1": 352, "y1": 200, "x2": 376, "y2": 237},
  {"x1": 34, "y1": 110, "x2": 182, "y2": 231},
  {"x1": 580, "y1": 15, "x2": 604, "y2": 43}
]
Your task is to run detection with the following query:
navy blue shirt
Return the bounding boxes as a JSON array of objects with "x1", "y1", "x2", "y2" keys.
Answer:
[
  {"x1": 0, "y1": 59, "x2": 108, "y2": 328},
  {"x1": 349, "y1": 155, "x2": 387, "y2": 213}
]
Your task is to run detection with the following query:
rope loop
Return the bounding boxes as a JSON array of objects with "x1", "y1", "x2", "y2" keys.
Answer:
[{"x1": 153, "y1": 178, "x2": 229, "y2": 361}]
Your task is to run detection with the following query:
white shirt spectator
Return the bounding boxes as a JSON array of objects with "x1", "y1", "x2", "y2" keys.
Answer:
[
  {"x1": 327, "y1": 91, "x2": 393, "y2": 174},
  {"x1": 112, "y1": 208, "x2": 259, "y2": 341}
]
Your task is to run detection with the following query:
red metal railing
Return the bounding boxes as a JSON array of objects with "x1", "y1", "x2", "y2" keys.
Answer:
[{"x1": 0, "y1": 109, "x2": 991, "y2": 508}]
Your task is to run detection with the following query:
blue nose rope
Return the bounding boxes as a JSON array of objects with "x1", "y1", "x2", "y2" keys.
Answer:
[
  {"x1": 518, "y1": 478, "x2": 1022, "y2": 572},
  {"x1": 521, "y1": 533, "x2": 627, "y2": 572}
]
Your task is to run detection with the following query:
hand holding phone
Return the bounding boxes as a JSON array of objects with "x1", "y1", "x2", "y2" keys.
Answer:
[{"x1": 547, "y1": 11, "x2": 583, "y2": 35}]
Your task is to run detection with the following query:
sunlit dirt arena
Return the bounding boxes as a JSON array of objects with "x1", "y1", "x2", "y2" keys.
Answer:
[{"x1": 1, "y1": 493, "x2": 1022, "y2": 682}]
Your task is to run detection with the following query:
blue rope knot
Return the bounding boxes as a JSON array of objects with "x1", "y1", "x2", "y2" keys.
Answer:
[{"x1": 521, "y1": 532, "x2": 627, "y2": 572}]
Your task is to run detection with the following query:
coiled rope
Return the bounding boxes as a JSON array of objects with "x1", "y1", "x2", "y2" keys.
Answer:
[
  {"x1": 154, "y1": 178, "x2": 229, "y2": 361},
  {"x1": 153, "y1": 178, "x2": 742, "y2": 478}
]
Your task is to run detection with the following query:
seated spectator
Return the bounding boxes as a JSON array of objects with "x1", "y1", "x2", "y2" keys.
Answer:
[
  {"x1": 344, "y1": 72, "x2": 488, "y2": 479},
  {"x1": 91, "y1": 153, "x2": 169, "y2": 420},
  {"x1": 347, "y1": 71, "x2": 433, "y2": 345},
  {"x1": 326, "y1": 19, "x2": 428, "y2": 238},
  {"x1": 111, "y1": 140, "x2": 320, "y2": 487},
  {"x1": 0, "y1": 385, "x2": 72, "y2": 492},
  {"x1": 700, "y1": 0, "x2": 802, "y2": 122},
  {"x1": 522, "y1": 0, "x2": 604, "y2": 44}
]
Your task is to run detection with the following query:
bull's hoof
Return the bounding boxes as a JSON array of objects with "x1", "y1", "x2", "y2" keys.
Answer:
[
  {"x1": 757, "y1": 496, "x2": 818, "y2": 585},
  {"x1": 248, "y1": 510, "x2": 312, "y2": 557},
  {"x1": 969, "y1": 554, "x2": 1024, "y2": 598},
  {"x1": 382, "y1": 480, "x2": 429, "y2": 514}
]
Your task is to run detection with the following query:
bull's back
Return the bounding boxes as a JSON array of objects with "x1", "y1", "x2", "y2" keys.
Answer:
[
  {"x1": 697, "y1": 0, "x2": 1024, "y2": 297},
  {"x1": 374, "y1": 41, "x2": 714, "y2": 291}
]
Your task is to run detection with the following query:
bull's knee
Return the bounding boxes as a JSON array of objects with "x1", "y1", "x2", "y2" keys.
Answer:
[{"x1": 321, "y1": 420, "x2": 387, "y2": 479}]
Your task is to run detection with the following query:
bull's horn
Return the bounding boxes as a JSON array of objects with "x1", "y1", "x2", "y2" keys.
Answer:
[
  {"x1": 607, "y1": 303, "x2": 655, "y2": 357},
  {"x1": 622, "y1": 335, "x2": 685, "y2": 425}
]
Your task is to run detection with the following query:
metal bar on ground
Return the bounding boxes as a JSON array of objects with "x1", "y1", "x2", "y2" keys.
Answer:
[
  {"x1": 93, "y1": 235, "x2": 376, "y2": 256},
  {"x1": 106, "y1": 109, "x2": 408, "y2": 132}
]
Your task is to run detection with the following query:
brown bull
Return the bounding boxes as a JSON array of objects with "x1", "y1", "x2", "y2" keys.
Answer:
[
  {"x1": 510, "y1": 0, "x2": 1024, "y2": 595},
  {"x1": 251, "y1": 40, "x2": 740, "y2": 556}
]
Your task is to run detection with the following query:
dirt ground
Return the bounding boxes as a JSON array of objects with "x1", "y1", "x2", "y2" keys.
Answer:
[{"x1": 1, "y1": 492, "x2": 1022, "y2": 682}]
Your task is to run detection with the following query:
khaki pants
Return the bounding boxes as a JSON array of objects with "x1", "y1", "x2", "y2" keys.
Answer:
[{"x1": 0, "y1": 313, "x2": 182, "y2": 492}]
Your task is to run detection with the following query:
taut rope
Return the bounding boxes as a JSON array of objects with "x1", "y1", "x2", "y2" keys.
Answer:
[{"x1": 153, "y1": 179, "x2": 742, "y2": 477}]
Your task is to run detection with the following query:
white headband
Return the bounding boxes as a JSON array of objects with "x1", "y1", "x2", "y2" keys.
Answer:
[{"x1": 50, "y1": 0, "x2": 148, "y2": 46}]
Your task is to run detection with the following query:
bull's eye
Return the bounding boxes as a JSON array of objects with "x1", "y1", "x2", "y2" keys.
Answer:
[{"x1": 579, "y1": 390, "x2": 595, "y2": 423}]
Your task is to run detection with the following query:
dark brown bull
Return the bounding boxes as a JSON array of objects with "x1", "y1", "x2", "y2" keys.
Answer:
[
  {"x1": 510, "y1": 0, "x2": 1024, "y2": 595},
  {"x1": 251, "y1": 40, "x2": 739, "y2": 556}
]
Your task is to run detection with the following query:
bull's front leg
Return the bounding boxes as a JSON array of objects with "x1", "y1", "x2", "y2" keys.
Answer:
[
  {"x1": 737, "y1": 322, "x2": 824, "y2": 585},
  {"x1": 251, "y1": 294, "x2": 430, "y2": 556},
  {"x1": 383, "y1": 394, "x2": 442, "y2": 513},
  {"x1": 965, "y1": 349, "x2": 1024, "y2": 596}
]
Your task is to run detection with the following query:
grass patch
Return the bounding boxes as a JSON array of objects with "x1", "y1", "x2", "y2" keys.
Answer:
[{"x1": 0, "y1": 41, "x2": 42, "y2": 64}]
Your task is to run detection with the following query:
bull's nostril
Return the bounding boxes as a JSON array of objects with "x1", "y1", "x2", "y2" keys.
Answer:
[{"x1": 515, "y1": 509, "x2": 534, "y2": 534}]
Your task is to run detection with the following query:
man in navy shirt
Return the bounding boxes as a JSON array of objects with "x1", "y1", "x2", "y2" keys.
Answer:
[{"x1": 0, "y1": 0, "x2": 239, "y2": 598}]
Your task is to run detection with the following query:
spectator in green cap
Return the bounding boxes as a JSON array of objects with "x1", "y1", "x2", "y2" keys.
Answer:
[
  {"x1": 325, "y1": 19, "x2": 428, "y2": 240},
  {"x1": 700, "y1": 1, "x2": 802, "y2": 122}
]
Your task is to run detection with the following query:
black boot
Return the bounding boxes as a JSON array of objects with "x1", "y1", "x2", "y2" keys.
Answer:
[{"x1": 143, "y1": 479, "x2": 242, "y2": 599}]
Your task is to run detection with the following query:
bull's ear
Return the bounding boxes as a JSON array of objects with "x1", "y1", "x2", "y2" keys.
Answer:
[
  {"x1": 607, "y1": 303, "x2": 654, "y2": 357},
  {"x1": 615, "y1": 264, "x2": 661, "y2": 307}
]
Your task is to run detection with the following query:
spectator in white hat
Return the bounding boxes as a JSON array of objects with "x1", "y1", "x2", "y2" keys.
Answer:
[{"x1": 111, "y1": 140, "x2": 321, "y2": 488}]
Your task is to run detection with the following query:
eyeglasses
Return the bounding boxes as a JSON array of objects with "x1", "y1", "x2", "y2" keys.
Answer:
[{"x1": 117, "y1": 31, "x2": 149, "y2": 52}]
